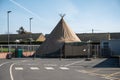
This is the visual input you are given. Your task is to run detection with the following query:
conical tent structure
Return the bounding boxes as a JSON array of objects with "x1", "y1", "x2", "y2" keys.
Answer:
[{"x1": 35, "y1": 17, "x2": 81, "y2": 57}]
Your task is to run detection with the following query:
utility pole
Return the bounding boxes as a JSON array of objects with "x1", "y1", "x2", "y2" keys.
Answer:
[
  {"x1": 7, "y1": 11, "x2": 11, "y2": 54},
  {"x1": 29, "y1": 17, "x2": 33, "y2": 58}
]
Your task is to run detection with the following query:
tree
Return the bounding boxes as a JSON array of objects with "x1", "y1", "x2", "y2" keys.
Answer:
[{"x1": 17, "y1": 26, "x2": 30, "y2": 34}]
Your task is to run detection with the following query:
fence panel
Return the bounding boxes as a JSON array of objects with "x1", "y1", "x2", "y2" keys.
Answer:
[{"x1": 0, "y1": 44, "x2": 40, "y2": 53}]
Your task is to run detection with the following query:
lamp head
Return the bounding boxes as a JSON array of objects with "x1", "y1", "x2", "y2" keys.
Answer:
[{"x1": 7, "y1": 11, "x2": 11, "y2": 13}]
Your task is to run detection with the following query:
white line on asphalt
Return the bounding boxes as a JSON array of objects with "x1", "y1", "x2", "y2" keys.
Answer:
[
  {"x1": 0, "y1": 62, "x2": 10, "y2": 67},
  {"x1": 59, "y1": 67, "x2": 69, "y2": 70},
  {"x1": 76, "y1": 69, "x2": 120, "y2": 80},
  {"x1": 30, "y1": 67, "x2": 39, "y2": 70},
  {"x1": 44, "y1": 64, "x2": 57, "y2": 66},
  {"x1": 9, "y1": 60, "x2": 29, "y2": 80},
  {"x1": 106, "y1": 71, "x2": 120, "y2": 77},
  {"x1": 45, "y1": 67, "x2": 54, "y2": 70},
  {"x1": 22, "y1": 60, "x2": 28, "y2": 62},
  {"x1": 102, "y1": 76, "x2": 119, "y2": 80},
  {"x1": 10, "y1": 63, "x2": 15, "y2": 80},
  {"x1": 76, "y1": 69, "x2": 103, "y2": 76},
  {"x1": 15, "y1": 67, "x2": 23, "y2": 70},
  {"x1": 76, "y1": 70, "x2": 89, "y2": 73},
  {"x1": 27, "y1": 63, "x2": 37, "y2": 65},
  {"x1": 64, "y1": 60, "x2": 84, "y2": 66}
]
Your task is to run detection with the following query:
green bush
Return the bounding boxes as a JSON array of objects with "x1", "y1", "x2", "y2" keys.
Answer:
[{"x1": 0, "y1": 48, "x2": 15, "y2": 53}]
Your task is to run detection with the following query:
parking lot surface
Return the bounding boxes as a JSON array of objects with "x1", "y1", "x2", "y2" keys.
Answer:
[{"x1": 0, "y1": 58, "x2": 120, "y2": 80}]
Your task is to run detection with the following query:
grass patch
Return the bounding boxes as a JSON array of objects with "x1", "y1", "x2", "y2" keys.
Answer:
[{"x1": 0, "y1": 48, "x2": 15, "y2": 53}]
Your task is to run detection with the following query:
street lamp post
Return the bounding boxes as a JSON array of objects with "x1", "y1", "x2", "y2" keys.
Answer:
[
  {"x1": 29, "y1": 18, "x2": 33, "y2": 57},
  {"x1": 29, "y1": 18, "x2": 33, "y2": 34},
  {"x1": 7, "y1": 11, "x2": 11, "y2": 54}
]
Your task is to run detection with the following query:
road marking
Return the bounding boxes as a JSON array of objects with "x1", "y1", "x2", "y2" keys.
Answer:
[
  {"x1": 10, "y1": 63, "x2": 15, "y2": 80},
  {"x1": 76, "y1": 70, "x2": 89, "y2": 73},
  {"x1": 76, "y1": 69, "x2": 105, "y2": 76},
  {"x1": 64, "y1": 60, "x2": 84, "y2": 66},
  {"x1": 15, "y1": 67, "x2": 23, "y2": 70},
  {"x1": 27, "y1": 63, "x2": 36, "y2": 65},
  {"x1": 0, "y1": 62, "x2": 10, "y2": 67},
  {"x1": 76, "y1": 69, "x2": 101, "y2": 76},
  {"x1": 59, "y1": 67, "x2": 69, "y2": 70},
  {"x1": 22, "y1": 60, "x2": 28, "y2": 62},
  {"x1": 30, "y1": 67, "x2": 39, "y2": 70},
  {"x1": 89, "y1": 69, "x2": 100, "y2": 73},
  {"x1": 44, "y1": 64, "x2": 57, "y2": 66},
  {"x1": 9, "y1": 60, "x2": 29, "y2": 80},
  {"x1": 102, "y1": 76, "x2": 119, "y2": 80},
  {"x1": 76, "y1": 69, "x2": 120, "y2": 80},
  {"x1": 106, "y1": 72, "x2": 120, "y2": 77},
  {"x1": 45, "y1": 67, "x2": 54, "y2": 70},
  {"x1": 102, "y1": 72, "x2": 120, "y2": 80}
]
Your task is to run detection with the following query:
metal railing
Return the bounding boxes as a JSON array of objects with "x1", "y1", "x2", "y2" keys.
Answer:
[{"x1": 0, "y1": 44, "x2": 40, "y2": 53}]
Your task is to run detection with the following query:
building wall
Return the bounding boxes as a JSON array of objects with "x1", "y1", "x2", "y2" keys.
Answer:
[
  {"x1": 64, "y1": 43, "x2": 88, "y2": 57},
  {"x1": 101, "y1": 39, "x2": 120, "y2": 57},
  {"x1": 109, "y1": 40, "x2": 120, "y2": 56}
]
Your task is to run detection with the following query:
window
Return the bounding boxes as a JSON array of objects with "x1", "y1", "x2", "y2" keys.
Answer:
[{"x1": 103, "y1": 42, "x2": 109, "y2": 48}]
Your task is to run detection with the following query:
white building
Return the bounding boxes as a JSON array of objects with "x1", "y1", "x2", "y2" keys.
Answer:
[{"x1": 101, "y1": 39, "x2": 120, "y2": 57}]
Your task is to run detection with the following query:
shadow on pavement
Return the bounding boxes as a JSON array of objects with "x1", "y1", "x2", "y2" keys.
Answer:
[{"x1": 93, "y1": 58, "x2": 119, "y2": 68}]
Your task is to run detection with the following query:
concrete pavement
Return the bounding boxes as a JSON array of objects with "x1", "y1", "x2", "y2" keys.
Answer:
[{"x1": 0, "y1": 58, "x2": 120, "y2": 80}]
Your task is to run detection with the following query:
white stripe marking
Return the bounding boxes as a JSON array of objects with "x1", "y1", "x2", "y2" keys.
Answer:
[
  {"x1": 9, "y1": 60, "x2": 29, "y2": 80},
  {"x1": 44, "y1": 64, "x2": 57, "y2": 66},
  {"x1": 76, "y1": 70, "x2": 91, "y2": 74},
  {"x1": 27, "y1": 64, "x2": 36, "y2": 65},
  {"x1": 45, "y1": 67, "x2": 54, "y2": 70},
  {"x1": 59, "y1": 67, "x2": 69, "y2": 70},
  {"x1": 64, "y1": 60, "x2": 84, "y2": 66},
  {"x1": 0, "y1": 62, "x2": 10, "y2": 67},
  {"x1": 30, "y1": 67, "x2": 39, "y2": 70},
  {"x1": 15, "y1": 67, "x2": 23, "y2": 70},
  {"x1": 22, "y1": 60, "x2": 28, "y2": 62},
  {"x1": 10, "y1": 63, "x2": 15, "y2": 80}
]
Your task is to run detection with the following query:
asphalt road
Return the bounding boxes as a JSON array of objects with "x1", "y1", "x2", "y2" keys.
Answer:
[{"x1": 0, "y1": 58, "x2": 120, "y2": 80}]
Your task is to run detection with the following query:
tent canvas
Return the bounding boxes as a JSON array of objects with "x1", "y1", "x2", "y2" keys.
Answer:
[{"x1": 35, "y1": 17, "x2": 81, "y2": 57}]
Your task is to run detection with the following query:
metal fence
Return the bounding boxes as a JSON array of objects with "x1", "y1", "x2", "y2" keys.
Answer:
[{"x1": 0, "y1": 44, "x2": 40, "y2": 53}]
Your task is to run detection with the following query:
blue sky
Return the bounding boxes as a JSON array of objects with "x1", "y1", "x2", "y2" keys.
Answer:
[{"x1": 0, "y1": 0, "x2": 120, "y2": 34}]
